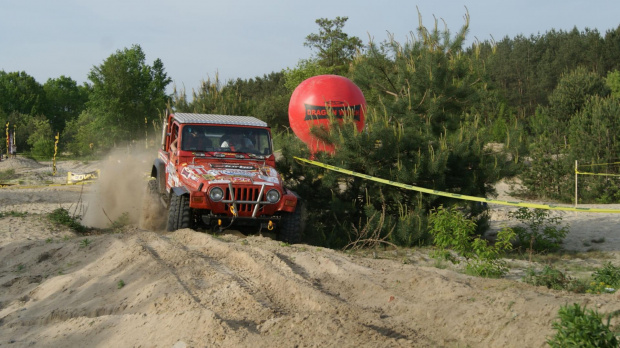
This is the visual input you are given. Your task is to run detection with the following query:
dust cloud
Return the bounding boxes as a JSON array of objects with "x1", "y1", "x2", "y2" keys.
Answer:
[{"x1": 82, "y1": 146, "x2": 157, "y2": 228}]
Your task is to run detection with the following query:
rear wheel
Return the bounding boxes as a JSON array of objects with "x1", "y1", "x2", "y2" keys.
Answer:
[
  {"x1": 167, "y1": 194, "x2": 192, "y2": 231},
  {"x1": 278, "y1": 200, "x2": 304, "y2": 244}
]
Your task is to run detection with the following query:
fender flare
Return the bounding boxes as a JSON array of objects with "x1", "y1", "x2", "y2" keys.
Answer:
[
  {"x1": 286, "y1": 188, "x2": 301, "y2": 200},
  {"x1": 284, "y1": 188, "x2": 301, "y2": 201},
  {"x1": 151, "y1": 158, "x2": 166, "y2": 193},
  {"x1": 171, "y1": 186, "x2": 190, "y2": 197}
]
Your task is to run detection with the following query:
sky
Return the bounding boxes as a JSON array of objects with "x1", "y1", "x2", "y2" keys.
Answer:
[{"x1": 2, "y1": 0, "x2": 619, "y2": 94}]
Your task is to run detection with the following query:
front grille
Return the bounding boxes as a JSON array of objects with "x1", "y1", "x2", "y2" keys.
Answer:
[{"x1": 225, "y1": 187, "x2": 262, "y2": 213}]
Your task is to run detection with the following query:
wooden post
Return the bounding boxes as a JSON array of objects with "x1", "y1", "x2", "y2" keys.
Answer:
[
  {"x1": 574, "y1": 160, "x2": 578, "y2": 207},
  {"x1": 52, "y1": 133, "x2": 59, "y2": 175}
]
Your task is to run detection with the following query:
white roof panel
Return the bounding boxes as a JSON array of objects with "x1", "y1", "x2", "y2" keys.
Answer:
[{"x1": 172, "y1": 113, "x2": 268, "y2": 127}]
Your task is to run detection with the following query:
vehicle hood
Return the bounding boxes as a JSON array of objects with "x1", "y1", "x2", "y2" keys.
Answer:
[{"x1": 178, "y1": 162, "x2": 281, "y2": 187}]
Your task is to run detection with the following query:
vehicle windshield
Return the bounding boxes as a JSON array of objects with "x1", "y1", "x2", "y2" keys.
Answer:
[{"x1": 181, "y1": 125, "x2": 272, "y2": 156}]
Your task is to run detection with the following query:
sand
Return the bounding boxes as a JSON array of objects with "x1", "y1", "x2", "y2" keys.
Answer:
[{"x1": 1, "y1": 155, "x2": 620, "y2": 347}]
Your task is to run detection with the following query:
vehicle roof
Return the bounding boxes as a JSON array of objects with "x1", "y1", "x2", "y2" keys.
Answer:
[{"x1": 171, "y1": 113, "x2": 268, "y2": 127}]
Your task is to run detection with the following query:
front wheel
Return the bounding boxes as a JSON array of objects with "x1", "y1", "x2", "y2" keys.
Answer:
[
  {"x1": 167, "y1": 194, "x2": 193, "y2": 231},
  {"x1": 277, "y1": 200, "x2": 304, "y2": 244}
]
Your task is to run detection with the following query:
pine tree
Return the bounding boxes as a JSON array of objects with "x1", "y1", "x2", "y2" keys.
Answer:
[{"x1": 278, "y1": 12, "x2": 514, "y2": 247}]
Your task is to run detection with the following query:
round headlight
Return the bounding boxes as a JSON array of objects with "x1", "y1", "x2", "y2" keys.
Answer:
[
  {"x1": 209, "y1": 187, "x2": 224, "y2": 202},
  {"x1": 266, "y1": 189, "x2": 280, "y2": 203}
]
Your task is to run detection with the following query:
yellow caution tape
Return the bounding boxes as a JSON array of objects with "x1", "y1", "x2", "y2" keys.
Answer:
[
  {"x1": 0, "y1": 169, "x2": 101, "y2": 189},
  {"x1": 0, "y1": 180, "x2": 96, "y2": 190},
  {"x1": 294, "y1": 156, "x2": 620, "y2": 213},
  {"x1": 576, "y1": 170, "x2": 620, "y2": 178},
  {"x1": 579, "y1": 161, "x2": 620, "y2": 168}
]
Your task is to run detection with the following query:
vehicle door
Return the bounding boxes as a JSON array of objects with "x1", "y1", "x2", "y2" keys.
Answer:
[{"x1": 165, "y1": 123, "x2": 181, "y2": 191}]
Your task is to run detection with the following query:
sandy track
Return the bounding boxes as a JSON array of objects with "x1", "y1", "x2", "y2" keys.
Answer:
[
  {"x1": 2, "y1": 224, "x2": 618, "y2": 347},
  {"x1": 0, "y1": 230, "x2": 554, "y2": 347},
  {"x1": 1, "y1": 228, "x2": 425, "y2": 347},
  {"x1": 2, "y1": 156, "x2": 620, "y2": 347}
]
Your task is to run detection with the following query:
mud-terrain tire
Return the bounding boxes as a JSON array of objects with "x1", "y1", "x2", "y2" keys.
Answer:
[
  {"x1": 139, "y1": 180, "x2": 167, "y2": 231},
  {"x1": 147, "y1": 179, "x2": 159, "y2": 196},
  {"x1": 278, "y1": 200, "x2": 304, "y2": 244},
  {"x1": 167, "y1": 194, "x2": 192, "y2": 231}
]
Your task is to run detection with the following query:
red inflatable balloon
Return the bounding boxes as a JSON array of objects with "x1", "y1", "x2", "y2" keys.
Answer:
[{"x1": 288, "y1": 75, "x2": 366, "y2": 154}]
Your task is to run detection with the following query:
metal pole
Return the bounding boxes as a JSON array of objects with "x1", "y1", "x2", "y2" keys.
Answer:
[
  {"x1": 5, "y1": 122, "x2": 8, "y2": 157},
  {"x1": 575, "y1": 160, "x2": 578, "y2": 207}
]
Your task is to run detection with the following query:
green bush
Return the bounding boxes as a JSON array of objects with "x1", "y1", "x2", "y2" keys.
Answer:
[
  {"x1": 524, "y1": 263, "x2": 620, "y2": 294},
  {"x1": 429, "y1": 206, "x2": 477, "y2": 260},
  {"x1": 593, "y1": 263, "x2": 620, "y2": 287},
  {"x1": 522, "y1": 266, "x2": 586, "y2": 292},
  {"x1": 27, "y1": 118, "x2": 55, "y2": 160},
  {"x1": 30, "y1": 138, "x2": 54, "y2": 159},
  {"x1": 509, "y1": 208, "x2": 569, "y2": 252},
  {"x1": 547, "y1": 303, "x2": 619, "y2": 348},
  {"x1": 428, "y1": 206, "x2": 514, "y2": 278},
  {"x1": 48, "y1": 208, "x2": 87, "y2": 233},
  {"x1": 588, "y1": 262, "x2": 620, "y2": 294}
]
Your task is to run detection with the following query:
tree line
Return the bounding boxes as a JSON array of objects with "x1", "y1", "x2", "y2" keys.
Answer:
[
  {"x1": 0, "y1": 44, "x2": 170, "y2": 158},
  {"x1": 1, "y1": 14, "x2": 619, "y2": 247}
]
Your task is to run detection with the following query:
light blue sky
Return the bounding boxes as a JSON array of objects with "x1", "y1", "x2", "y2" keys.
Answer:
[{"x1": 2, "y1": 0, "x2": 619, "y2": 94}]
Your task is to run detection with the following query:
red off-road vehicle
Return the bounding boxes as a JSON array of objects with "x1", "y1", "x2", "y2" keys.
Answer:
[{"x1": 148, "y1": 113, "x2": 303, "y2": 243}]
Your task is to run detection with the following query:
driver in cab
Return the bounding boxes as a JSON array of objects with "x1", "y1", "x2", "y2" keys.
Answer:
[
  {"x1": 221, "y1": 131, "x2": 253, "y2": 152},
  {"x1": 184, "y1": 127, "x2": 207, "y2": 151}
]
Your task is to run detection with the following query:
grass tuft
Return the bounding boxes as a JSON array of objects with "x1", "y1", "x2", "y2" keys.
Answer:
[{"x1": 48, "y1": 208, "x2": 87, "y2": 233}]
